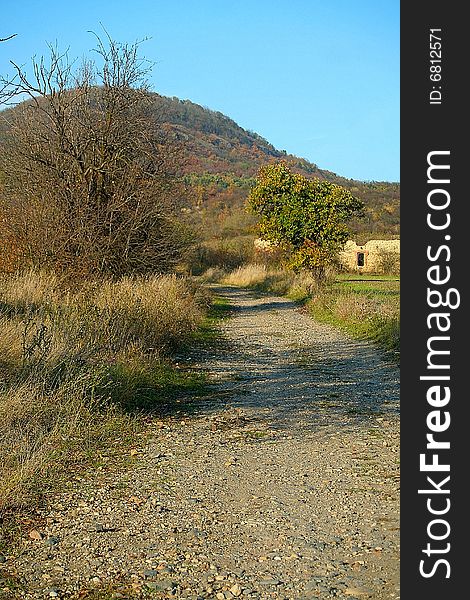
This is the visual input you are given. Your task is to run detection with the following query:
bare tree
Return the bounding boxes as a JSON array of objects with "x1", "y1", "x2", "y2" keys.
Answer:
[
  {"x1": 0, "y1": 34, "x2": 18, "y2": 105},
  {"x1": 0, "y1": 34, "x2": 192, "y2": 276}
]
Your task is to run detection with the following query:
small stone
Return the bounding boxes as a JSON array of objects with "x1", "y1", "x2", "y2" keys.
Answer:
[
  {"x1": 230, "y1": 583, "x2": 242, "y2": 597},
  {"x1": 0, "y1": 555, "x2": 6, "y2": 563},
  {"x1": 28, "y1": 529, "x2": 43, "y2": 540},
  {"x1": 216, "y1": 593, "x2": 225, "y2": 600},
  {"x1": 143, "y1": 569, "x2": 159, "y2": 579},
  {"x1": 45, "y1": 537, "x2": 60, "y2": 547}
]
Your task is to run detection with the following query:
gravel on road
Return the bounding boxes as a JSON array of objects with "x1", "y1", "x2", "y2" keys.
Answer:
[{"x1": 2, "y1": 285, "x2": 400, "y2": 600}]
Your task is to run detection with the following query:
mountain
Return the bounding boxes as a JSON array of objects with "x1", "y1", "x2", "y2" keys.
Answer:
[
  {"x1": 0, "y1": 92, "x2": 399, "y2": 240},
  {"x1": 148, "y1": 94, "x2": 399, "y2": 239}
]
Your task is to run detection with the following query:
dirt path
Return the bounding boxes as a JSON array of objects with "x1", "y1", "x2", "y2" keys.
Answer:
[{"x1": 4, "y1": 285, "x2": 400, "y2": 600}]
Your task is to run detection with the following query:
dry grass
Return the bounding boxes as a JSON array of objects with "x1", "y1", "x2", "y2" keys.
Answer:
[
  {"x1": 186, "y1": 236, "x2": 256, "y2": 275},
  {"x1": 209, "y1": 263, "x2": 400, "y2": 357},
  {"x1": 223, "y1": 264, "x2": 273, "y2": 287},
  {"x1": 308, "y1": 278, "x2": 400, "y2": 357},
  {"x1": 92, "y1": 275, "x2": 208, "y2": 355},
  {"x1": 212, "y1": 263, "x2": 329, "y2": 301},
  {"x1": 221, "y1": 264, "x2": 301, "y2": 297},
  {"x1": 0, "y1": 270, "x2": 209, "y2": 512}
]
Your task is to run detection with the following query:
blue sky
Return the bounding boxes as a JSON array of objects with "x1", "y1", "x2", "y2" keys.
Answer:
[{"x1": 1, "y1": 1, "x2": 399, "y2": 182}]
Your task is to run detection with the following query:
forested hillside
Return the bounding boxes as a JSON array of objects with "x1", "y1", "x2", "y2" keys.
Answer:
[
  {"x1": 0, "y1": 91, "x2": 400, "y2": 243},
  {"x1": 147, "y1": 94, "x2": 399, "y2": 240}
]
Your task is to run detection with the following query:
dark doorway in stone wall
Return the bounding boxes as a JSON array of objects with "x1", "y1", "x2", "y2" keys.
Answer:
[{"x1": 357, "y1": 252, "x2": 365, "y2": 267}]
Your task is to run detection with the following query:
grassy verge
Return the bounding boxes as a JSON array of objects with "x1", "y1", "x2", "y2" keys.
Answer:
[
  {"x1": 0, "y1": 270, "x2": 215, "y2": 520},
  {"x1": 192, "y1": 295, "x2": 232, "y2": 345},
  {"x1": 206, "y1": 264, "x2": 400, "y2": 360},
  {"x1": 308, "y1": 276, "x2": 400, "y2": 360}
]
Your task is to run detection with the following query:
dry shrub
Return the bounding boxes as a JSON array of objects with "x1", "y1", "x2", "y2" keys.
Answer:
[
  {"x1": 187, "y1": 237, "x2": 255, "y2": 275},
  {"x1": 0, "y1": 270, "x2": 208, "y2": 511},
  {"x1": 200, "y1": 267, "x2": 227, "y2": 283},
  {"x1": 1, "y1": 37, "x2": 192, "y2": 278},
  {"x1": 93, "y1": 275, "x2": 207, "y2": 354}
]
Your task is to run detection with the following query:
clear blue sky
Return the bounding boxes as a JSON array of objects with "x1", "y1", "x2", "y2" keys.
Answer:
[{"x1": 1, "y1": 0, "x2": 399, "y2": 182}]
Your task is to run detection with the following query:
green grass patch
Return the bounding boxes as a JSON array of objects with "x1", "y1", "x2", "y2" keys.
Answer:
[
  {"x1": 308, "y1": 277, "x2": 400, "y2": 360},
  {"x1": 191, "y1": 295, "x2": 231, "y2": 345},
  {"x1": 103, "y1": 358, "x2": 208, "y2": 413},
  {"x1": 335, "y1": 273, "x2": 400, "y2": 282}
]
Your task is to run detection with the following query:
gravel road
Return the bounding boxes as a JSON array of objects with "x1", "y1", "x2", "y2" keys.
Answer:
[{"x1": 2, "y1": 285, "x2": 400, "y2": 600}]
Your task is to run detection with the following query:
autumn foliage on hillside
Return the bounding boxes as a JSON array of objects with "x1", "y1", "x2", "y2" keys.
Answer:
[
  {"x1": 140, "y1": 95, "x2": 399, "y2": 240},
  {"x1": 0, "y1": 74, "x2": 399, "y2": 275}
]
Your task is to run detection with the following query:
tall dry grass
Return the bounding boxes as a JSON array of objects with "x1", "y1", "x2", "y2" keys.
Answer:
[
  {"x1": 308, "y1": 279, "x2": 400, "y2": 357},
  {"x1": 209, "y1": 263, "x2": 400, "y2": 357},
  {"x1": 216, "y1": 263, "x2": 331, "y2": 300},
  {"x1": 0, "y1": 270, "x2": 208, "y2": 511}
]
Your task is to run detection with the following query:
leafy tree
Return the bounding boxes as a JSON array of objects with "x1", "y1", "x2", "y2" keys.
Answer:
[{"x1": 248, "y1": 162, "x2": 364, "y2": 274}]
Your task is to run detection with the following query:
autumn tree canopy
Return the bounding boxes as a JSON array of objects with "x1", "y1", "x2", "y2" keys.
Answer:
[{"x1": 248, "y1": 162, "x2": 364, "y2": 273}]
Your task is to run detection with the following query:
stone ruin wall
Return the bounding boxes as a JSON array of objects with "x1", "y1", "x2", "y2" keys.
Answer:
[
  {"x1": 339, "y1": 239, "x2": 400, "y2": 274},
  {"x1": 253, "y1": 237, "x2": 400, "y2": 274}
]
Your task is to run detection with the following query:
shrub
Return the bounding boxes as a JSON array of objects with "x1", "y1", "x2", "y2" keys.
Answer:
[
  {"x1": 377, "y1": 249, "x2": 400, "y2": 275},
  {"x1": 187, "y1": 236, "x2": 255, "y2": 275},
  {"x1": 0, "y1": 270, "x2": 208, "y2": 511},
  {"x1": 0, "y1": 36, "x2": 192, "y2": 277}
]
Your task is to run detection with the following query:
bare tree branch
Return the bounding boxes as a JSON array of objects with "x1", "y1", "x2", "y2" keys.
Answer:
[
  {"x1": 0, "y1": 34, "x2": 192, "y2": 276},
  {"x1": 0, "y1": 34, "x2": 17, "y2": 42}
]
